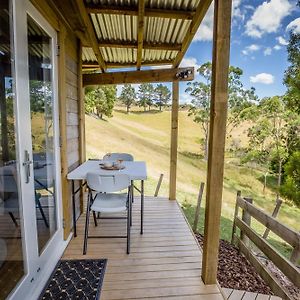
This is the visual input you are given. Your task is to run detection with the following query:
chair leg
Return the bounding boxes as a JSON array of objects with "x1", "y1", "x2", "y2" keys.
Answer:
[
  {"x1": 127, "y1": 197, "x2": 131, "y2": 254},
  {"x1": 9, "y1": 212, "x2": 18, "y2": 227},
  {"x1": 36, "y1": 197, "x2": 49, "y2": 228},
  {"x1": 92, "y1": 211, "x2": 98, "y2": 227},
  {"x1": 83, "y1": 193, "x2": 92, "y2": 255}
]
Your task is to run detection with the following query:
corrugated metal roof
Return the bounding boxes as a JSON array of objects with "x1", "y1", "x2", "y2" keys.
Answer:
[{"x1": 82, "y1": 0, "x2": 202, "y2": 70}]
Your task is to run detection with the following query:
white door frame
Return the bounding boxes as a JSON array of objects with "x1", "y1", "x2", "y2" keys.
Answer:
[{"x1": 8, "y1": 1, "x2": 69, "y2": 299}]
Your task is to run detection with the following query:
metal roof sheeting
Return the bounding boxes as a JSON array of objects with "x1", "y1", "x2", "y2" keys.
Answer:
[{"x1": 83, "y1": 0, "x2": 201, "y2": 69}]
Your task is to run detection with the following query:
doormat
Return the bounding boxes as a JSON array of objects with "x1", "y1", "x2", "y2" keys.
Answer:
[{"x1": 39, "y1": 259, "x2": 107, "y2": 300}]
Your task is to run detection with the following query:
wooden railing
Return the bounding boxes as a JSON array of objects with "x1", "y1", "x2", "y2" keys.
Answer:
[{"x1": 232, "y1": 194, "x2": 300, "y2": 300}]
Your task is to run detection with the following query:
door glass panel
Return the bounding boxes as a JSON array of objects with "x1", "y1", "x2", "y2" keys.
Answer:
[
  {"x1": 27, "y1": 15, "x2": 57, "y2": 254},
  {"x1": 0, "y1": 1, "x2": 25, "y2": 298}
]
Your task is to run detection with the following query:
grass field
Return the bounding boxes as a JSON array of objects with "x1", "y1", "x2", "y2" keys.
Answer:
[{"x1": 85, "y1": 107, "x2": 300, "y2": 259}]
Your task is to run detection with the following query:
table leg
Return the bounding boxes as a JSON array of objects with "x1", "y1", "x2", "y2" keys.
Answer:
[
  {"x1": 72, "y1": 180, "x2": 77, "y2": 237},
  {"x1": 141, "y1": 180, "x2": 144, "y2": 234}
]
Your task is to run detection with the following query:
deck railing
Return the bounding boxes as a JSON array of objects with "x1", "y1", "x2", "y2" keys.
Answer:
[{"x1": 231, "y1": 194, "x2": 300, "y2": 300}]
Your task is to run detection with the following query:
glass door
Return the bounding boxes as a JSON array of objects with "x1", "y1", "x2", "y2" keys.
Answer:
[{"x1": 0, "y1": 1, "x2": 64, "y2": 298}]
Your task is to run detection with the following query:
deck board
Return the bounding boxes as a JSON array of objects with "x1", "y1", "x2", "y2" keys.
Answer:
[{"x1": 63, "y1": 196, "x2": 223, "y2": 299}]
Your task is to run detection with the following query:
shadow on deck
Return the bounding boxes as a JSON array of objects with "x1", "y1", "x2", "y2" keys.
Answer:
[{"x1": 63, "y1": 196, "x2": 223, "y2": 300}]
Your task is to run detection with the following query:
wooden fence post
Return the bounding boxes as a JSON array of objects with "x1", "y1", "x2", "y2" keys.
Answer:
[
  {"x1": 290, "y1": 238, "x2": 300, "y2": 264},
  {"x1": 241, "y1": 197, "x2": 253, "y2": 245},
  {"x1": 231, "y1": 190, "x2": 241, "y2": 244},
  {"x1": 193, "y1": 182, "x2": 205, "y2": 232},
  {"x1": 263, "y1": 198, "x2": 283, "y2": 239},
  {"x1": 154, "y1": 174, "x2": 164, "y2": 197}
]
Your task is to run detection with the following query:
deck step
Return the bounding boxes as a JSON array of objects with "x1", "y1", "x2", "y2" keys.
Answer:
[{"x1": 222, "y1": 288, "x2": 282, "y2": 300}]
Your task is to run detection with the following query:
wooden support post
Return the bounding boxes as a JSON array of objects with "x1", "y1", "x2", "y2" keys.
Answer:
[
  {"x1": 263, "y1": 198, "x2": 282, "y2": 239},
  {"x1": 77, "y1": 39, "x2": 86, "y2": 214},
  {"x1": 154, "y1": 174, "x2": 164, "y2": 197},
  {"x1": 58, "y1": 26, "x2": 71, "y2": 240},
  {"x1": 202, "y1": 0, "x2": 233, "y2": 284},
  {"x1": 169, "y1": 81, "x2": 179, "y2": 200},
  {"x1": 290, "y1": 235, "x2": 300, "y2": 264},
  {"x1": 241, "y1": 197, "x2": 253, "y2": 245},
  {"x1": 193, "y1": 182, "x2": 205, "y2": 232},
  {"x1": 231, "y1": 190, "x2": 241, "y2": 244}
]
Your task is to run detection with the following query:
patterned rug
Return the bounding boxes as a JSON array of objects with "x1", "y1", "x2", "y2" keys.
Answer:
[{"x1": 39, "y1": 259, "x2": 107, "y2": 300}]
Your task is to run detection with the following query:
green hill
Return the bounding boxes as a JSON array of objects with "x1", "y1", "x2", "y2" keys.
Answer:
[{"x1": 85, "y1": 108, "x2": 300, "y2": 258}]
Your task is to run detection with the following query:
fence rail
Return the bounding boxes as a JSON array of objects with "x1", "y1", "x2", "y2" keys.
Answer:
[{"x1": 232, "y1": 194, "x2": 300, "y2": 300}]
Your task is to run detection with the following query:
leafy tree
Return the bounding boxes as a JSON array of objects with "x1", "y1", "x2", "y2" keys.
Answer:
[
  {"x1": 155, "y1": 84, "x2": 171, "y2": 111},
  {"x1": 119, "y1": 84, "x2": 136, "y2": 113},
  {"x1": 186, "y1": 62, "x2": 256, "y2": 159},
  {"x1": 280, "y1": 151, "x2": 300, "y2": 207},
  {"x1": 137, "y1": 83, "x2": 154, "y2": 111},
  {"x1": 85, "y1": 86, "x2": 115, "y2": 119},
  {"x1": 243, "y1": 96, "x2": 300, "y2": 192}
]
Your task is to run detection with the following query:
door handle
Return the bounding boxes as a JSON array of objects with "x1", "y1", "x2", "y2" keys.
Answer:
[{"x1": 23, "y1": 150, "x2": 33, "y2": 184}]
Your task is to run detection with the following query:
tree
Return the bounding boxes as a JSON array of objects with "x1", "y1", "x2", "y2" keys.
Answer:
[
  {"x1": 280, "y1": 151, "x2": 300, "y2": 207},
  {"x1": 186, "y1": 62, "x2": 256, "y2": 159},
  {"x1": 119, "y1": 84, "x2": 136, "y2": 113},
  {"x1": 85, "y1": 86, "x2": 115, "y2": 119},
  {"x1": 154, "y1": 84, "x2": 171, "y2": 111},
  {"x1": 243, "y1": 96, "x2": 300, "y2": 192},
  {"x1": 137, "y1": 83, "x2": 154, "y2": 111}
]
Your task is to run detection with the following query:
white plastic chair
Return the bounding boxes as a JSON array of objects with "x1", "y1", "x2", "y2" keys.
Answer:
[
  {"x1": 103, "y1": 153, "x2": 134, "y2": 162},
  {"x1": 83, "y1": 173, "x2": 132, "y2": 254}
]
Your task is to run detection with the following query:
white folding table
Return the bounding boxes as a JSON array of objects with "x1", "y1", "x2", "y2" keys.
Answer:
[{"x1": 67, "y1": 160, "x2": 147, "y2": 237}]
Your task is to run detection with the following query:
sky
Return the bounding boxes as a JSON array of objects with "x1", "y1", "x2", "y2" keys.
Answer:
[
  {"x1": 179, "y1": 0, "x2": 300, "y2": 102},
  {"x1": 116, "y1": 0, "x2": 300, "y2": 103}
]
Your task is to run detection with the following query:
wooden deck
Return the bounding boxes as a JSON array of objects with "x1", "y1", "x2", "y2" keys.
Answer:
[
  {"x1": 222, "y1": 288, "x2": 281, "y2": 300},
  {"x1": 63, "y1": 196, "x2": 224, "y2": 299}
]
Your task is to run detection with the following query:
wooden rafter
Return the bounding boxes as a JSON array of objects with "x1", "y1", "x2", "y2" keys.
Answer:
[
  {"x1": 137, "y1": 0, "x2": 145, "y2": 70},
  {"x1": 75, "y1": 0, "x2": 106, "y2": 72},
  {"x1": 82, "y1": 59, "x2": 173, "y2": 69},
  {"x1": 82, "y1": 67, "x2": 194, "y2": 86},
  {"x1": 173, "y1": 0, "x2": 213, "y2": 67},
  {"x1": 86, "y1": 5, "x2": 194, "y2": 19},
  {"x1": 93, "y1": 40, "x2": 182, "y2": 51}
]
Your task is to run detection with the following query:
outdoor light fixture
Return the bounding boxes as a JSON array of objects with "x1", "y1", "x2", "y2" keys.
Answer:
[{"x1": 175, "y1": 69, "x2": 193, "y2": 79}]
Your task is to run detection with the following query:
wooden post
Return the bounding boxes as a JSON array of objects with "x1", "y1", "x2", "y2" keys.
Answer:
[
  {"x1": 290, "y1": 243, "x2": 300, "y2": 264},
  {"x1": 202, "y1": 0, "x2": 233, "y2": 284},
  {"x1": 154, "y1": 174, "x2": 164, "y2": 197},
  {"x1": 58, "y1": 26, "x2": 71, "y2": 240},
  {"x1": 193, "y1": 182, "x2": 205, "y2": 232},
  {"x1": 263, "y1": 198, "x2": 282, "y2": 239},
  {"x1": 77, "y1": 39, "x2": 86, "y2": 214},
  {"x1": 231, "y1": 190, "x2": 241, "y2": 244},
  {"x1": 169, "y1": 81, "x2": 179, "y2": 200},
  {"x1": 241, "y1": 197, "x2": 253, "y2": 245}
]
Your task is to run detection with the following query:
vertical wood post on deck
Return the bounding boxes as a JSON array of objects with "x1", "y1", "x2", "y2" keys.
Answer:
[
  {"x1": 169, "y1": 81, "x2": 179, "y2": 200},
  {"x1": 202, "y1": 0, "x2": 233, "y2": 284}
]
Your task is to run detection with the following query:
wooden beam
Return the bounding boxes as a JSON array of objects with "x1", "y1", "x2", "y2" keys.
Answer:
[
  {"x1": 77, "y1": 39, "x2": 86, "y2": 214},
  {"x1": 173, "y1": 0, "x2": 212, "y2": 67},
  {"x1": 75, "y1": 0, "x2": 106, "y2": 72},
  {"x1": 137, "y1": 0, "x2": 145, "y2": 70},
  {"x1": 95, "y1": 40, "x2": 181, "y2": 51},
  {"x1": 82, "y1": 60, "x2": 174, "y2": 69},
  {"x1": 169, "y1": 81, "x2": 179, "y2": 200},
  {"x1": 57, "y1": 26, "x2": 71, "y2": 240},
  {"x1": 86, "y1": 5, "x2": 194, "y2": 19},
  {"x1": 83, "y1": 67, "x2": 194, "y2": 86},
  {"x1": 202, "y1": 0, "x2": 233, "y2": 284}
]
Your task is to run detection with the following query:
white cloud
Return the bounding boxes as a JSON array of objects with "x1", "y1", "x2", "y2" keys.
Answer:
[
  {"x1": 194, "y1": 0, "x2": 243, "y2": 42},
  {"x1": 276, "y1": 36, "x2": 288, "y2": 45},
  {"x1": 242, "y1": 44, "x2": 260, "y2": 55},
  {"x1": 264, "y1": 47, "x2": 272, "y2": 56},
  {"x1": 245, "y1": 0, "x2": 293, "y2": 38},
  {"x1": 180, "y1": 57, "x2": 200, "y2": 71},
  {"x1": 274, "y1": 45, "x2": 282, "y2": 50},
  {"x1": 194, "y1": 4, "x2": 214, "y2": 41},
  {"x1": 250, "y1": 73, "x2": 275, "y2": 84},
  {"x1": 286, "y1": 17, "x2": 300, "y2": 33}
]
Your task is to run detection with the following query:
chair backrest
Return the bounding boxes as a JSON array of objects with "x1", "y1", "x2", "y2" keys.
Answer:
[
  {"x1": 86, "y1": 173, "x2": 130, "y2": 193},
  {"x1": 103, "y1": 153, "x2": 134, "y2": 162}
]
